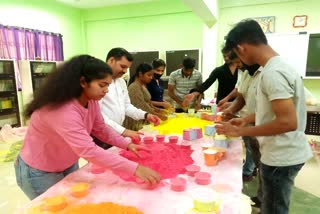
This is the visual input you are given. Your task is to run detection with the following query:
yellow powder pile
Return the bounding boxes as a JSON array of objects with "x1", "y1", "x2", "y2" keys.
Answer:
[{"x1": 152, "y1": 116, "x2": 212, "y2": 135}]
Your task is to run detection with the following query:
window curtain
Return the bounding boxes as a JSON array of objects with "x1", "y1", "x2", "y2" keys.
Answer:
[{"x1": 0, "y1": 24, "x2": 64, "y2": 89}]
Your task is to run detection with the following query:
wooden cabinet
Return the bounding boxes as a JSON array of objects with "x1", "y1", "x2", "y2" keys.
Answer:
[{"x1": 0, "y1": 60, "x2": 21, "y2": 127}]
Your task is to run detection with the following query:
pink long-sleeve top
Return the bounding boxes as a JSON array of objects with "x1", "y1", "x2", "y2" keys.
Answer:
[{"x1": 20, "y1": 99, "x2": 138, "y2": 176}]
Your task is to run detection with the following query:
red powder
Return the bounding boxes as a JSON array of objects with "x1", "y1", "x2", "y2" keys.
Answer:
[{"x1": 118, "y1": 142, "x2": 194, "y2": 181}]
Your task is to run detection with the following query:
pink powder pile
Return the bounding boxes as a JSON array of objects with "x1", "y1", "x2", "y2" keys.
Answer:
[{"x1": 118, "y1": 142, "x2": 194, "y2": 181}]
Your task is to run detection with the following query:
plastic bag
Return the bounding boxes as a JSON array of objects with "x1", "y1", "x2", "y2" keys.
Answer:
[{"x1": 0, "y1": 124, "x2": 22, "y2": 143}]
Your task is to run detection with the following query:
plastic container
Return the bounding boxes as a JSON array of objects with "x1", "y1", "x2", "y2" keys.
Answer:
[
  {"x1": 183, "y1": 129, "x2": 197, "y2": 141},
  {"x1": 168, "y1": 136, "x2": 179, "y2": 144},
  {"x1": 204, "y1": 125, "x2": 216, "y2": 136},
  {"x1": 195, "y1": 172, "x2": 211, "y2": 185},
  {"x1": 185, "y1": 165, "x2": 201, "y2": 176},
  {"x1": 211, "y1": 104, "x2": 217, "y2": 114},
  {"x1": 192, "y1": 188, "x2": 220, "y2": 212},
  {"x1": 70, "y1": 182, "x2": 90, "y2": 198},
  {"x1": 212, "y1": 147, "x2": 227, "y2": 160},
  {"x1": 215, "y1": 112, "x2": 223, "y2": 122},
  {"x1": 156, "y1": 135, "x2": 165, "y2": 142},
  {"x1": 170, "y1": 177, "x2": 187, "y2": 192},
  {"x1": 214, "y1": 134, "x2": 228, "y2": 148},
  {"x1": 192, "y1": 127, "x2": 203, "y2": 138},
  {"x1": 180, "y1": 141, "x2": 192, "y2": 149},
  {"x1": 188, "y1": 108, "x2": 195, "y2": 117},
  {"x1": 143, "y1": 136, "x2": 154, "y2": 144},
  {"x1": 201, "y1": 143, "x2": 213, "y2": 150},
  {"x1": 130, "y1": 135, "x2": 141, "y2": 144},
  {"x1": 203, "y1": 149, "x2": 219, "y2": 166},
  {"x1": 43, "y1": 196, "x2": 68, "y2": 212},
  {"x1": 214, "y1": 139, "x2": 228, "y2": 148}
]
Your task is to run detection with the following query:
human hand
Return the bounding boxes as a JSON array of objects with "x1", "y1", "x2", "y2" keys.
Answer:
[
  {"x1": 134, "y1": 165, "x2": 161, "y2": 186},
  {"x1": 127, "y1": 143, "x2": 151, "y2": 158},
  {"x1": 229, "y1": 117, "x2": 247, "y2": 127},
  {"x1": 162, "y1": 101, "x2": 173, "y2": 110},
  {"x1": 130, "y1": 135, "x2": 141, "y2": 144},
  {"x1": 219, "y1": 102, "x2": 232, "y2": 111},
  {"x1": 217, "y1": 97, "x2": 228, "y2": 107},
  {"x1": 195, "y1": 102, "x2": 202, "y2": 111},
  {"x1": 222, "y1": 109, "x2": 237, "y2": 121},
  {"x1": 215, "y1": 121, "x2": 241, "y2": 137},
  {"x1": 146, "y1": 114, "x2": 161, "y2": 126},
  {"x1": 122, "y1": 129, "x2": 139, "y2": 138},
  {"x1": 181, "y1": 100, "x2": 188, "y2": 108},
  {"x1": 182, "y1": 93, "x2": 195, "y2": 107}
]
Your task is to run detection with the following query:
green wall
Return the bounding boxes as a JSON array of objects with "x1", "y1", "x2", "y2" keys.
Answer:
[
  {"x1": 0, "y1": 0, "x2": 83, "y2": 59},
  {"x1": 217, "y1": 0, "x2": 320, "y2": 100},
  {"x1": 82, "y1": 0, "x2": 203, "y2": 61},
  {"x1": 2, "y1": 0, "x2": 318, "y2": 100}
]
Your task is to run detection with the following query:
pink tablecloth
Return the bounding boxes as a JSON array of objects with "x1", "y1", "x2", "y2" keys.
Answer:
[{"x1": 18, "y1": 137, "x2": 243, "y2": 214}]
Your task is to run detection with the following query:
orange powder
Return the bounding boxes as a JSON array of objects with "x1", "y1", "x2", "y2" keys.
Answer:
[{"x1": 62, "y1": 202, "x2": 143, "y2": 214}]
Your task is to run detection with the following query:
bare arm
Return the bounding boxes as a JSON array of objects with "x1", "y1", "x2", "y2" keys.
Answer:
[
  {"x1": 225, "y1": 93, "x2": 246, "y2": 114},
  {"x1": 217, "y1": 99, "x2": 297, "y2": 137},
  {"x1": 194, "y1": 93, "x2": 203, "y2": 110},
  {"x1": 240, "y1": 99, "x2": 296, "y2": 136},
  {"x1": 150, "y1": 100, "x2": 172, "y2": 109},
  {"x1": 218, "y1": 88, "x2": 238, "y2": 106},
  {"x1": 182, "y1": 91, "x2": 201, "y2": 106},
  {"x1": 168, "y1": 84, "x2": 183, "y2": 106}
]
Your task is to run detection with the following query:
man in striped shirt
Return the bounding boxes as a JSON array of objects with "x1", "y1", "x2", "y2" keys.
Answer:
[{"x1": 168, "y1": 57, "x2": 202, "y2": 112}]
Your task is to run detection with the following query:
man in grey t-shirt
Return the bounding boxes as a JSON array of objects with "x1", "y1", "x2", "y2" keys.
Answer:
[{"x1": 216, "y1": 20, "x2": 313, "y2": 214}]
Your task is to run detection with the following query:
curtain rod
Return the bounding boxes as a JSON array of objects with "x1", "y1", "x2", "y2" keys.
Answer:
[{"x1": 0, "y1": 23, "x2": 62, "y2": 36}]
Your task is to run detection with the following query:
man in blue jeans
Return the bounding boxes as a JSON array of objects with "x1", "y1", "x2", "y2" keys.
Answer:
[{"x1": 216, "y1": 19, "x2": 313, "y2": 214}]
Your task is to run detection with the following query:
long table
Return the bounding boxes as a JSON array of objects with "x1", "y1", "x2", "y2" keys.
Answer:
[{"x1": 17, "y1": 135, "x2": 249, "y2": 214}]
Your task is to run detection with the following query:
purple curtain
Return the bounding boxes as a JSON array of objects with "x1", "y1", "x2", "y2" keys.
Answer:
[{"x1": 0, "y1": 24, "x2": 64, "y2": 89}]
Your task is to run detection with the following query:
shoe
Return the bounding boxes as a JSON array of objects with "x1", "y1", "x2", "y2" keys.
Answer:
[
  {"x1": 242, "y1": 174, "x2": 253, "y2": 182},
  {"x1": 250, "y1": 196, "x2": 261, "y2": 208}
]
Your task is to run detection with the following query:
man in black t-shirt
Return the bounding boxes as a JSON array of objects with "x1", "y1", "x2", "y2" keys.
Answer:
[{"x1": 183, "y1": 48, "x2": 241, "y2": 106}]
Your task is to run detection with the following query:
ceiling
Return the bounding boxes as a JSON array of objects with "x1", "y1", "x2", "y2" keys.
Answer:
[
  {"x1": 55, "y1": 0, "x2": 160, "y2": 8},
  {"x1": 56, "y1": 0, "x2": 303, "y2": 9},
  {"x1": 219, "y1": 0, "x2": 302, "y2": 8}
]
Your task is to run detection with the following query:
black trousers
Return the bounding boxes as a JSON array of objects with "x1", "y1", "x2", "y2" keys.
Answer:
[
  {"x1": 175, "y1": 108, "x2": 187, "y2": 113},
  {"x1": 91, "y1": 135, "x2": 112, "y2": 150}
]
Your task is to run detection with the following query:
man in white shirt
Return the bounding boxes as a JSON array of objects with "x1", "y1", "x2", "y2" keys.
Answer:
[{"x1": 96, "y1": 48, "x2": 160, "y2": 149}]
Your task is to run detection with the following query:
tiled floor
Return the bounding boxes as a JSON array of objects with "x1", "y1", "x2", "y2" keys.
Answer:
[
  {"x1": 243, "y1": 156, "x2": 320, "y2": 214},
  {"x1": 0, "y1": 156, "x2": 88, "y2": 214}
]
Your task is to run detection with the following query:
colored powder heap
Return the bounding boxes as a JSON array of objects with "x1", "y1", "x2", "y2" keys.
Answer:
[
  {"x1": 63, "y1": 202, "x2": 143, "y2": 214},
  {"x1": 119, "y1": 142, "x2": 194, "y2": 180},
  {"x1": 152, "y1": 117, "x2": 212, "y2": 135}
]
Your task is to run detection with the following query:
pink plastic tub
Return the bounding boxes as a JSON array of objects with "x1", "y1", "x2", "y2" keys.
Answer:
[
  {"x1": 168, "y1": 136, "x2": 179, "y2": 144},
  {"x1": 170, "y1": 177, "x2": 187, "y2": 192},
  {"x1": 195, "y1": 172, "x2": 211, "y2": 185},
  {"x1": 185, "y1": 165, "x2": 201, "y2": 176},
  {"x1": 156, "y1": 135, "x2": 165, "y2": 142},
  {"x1": 143, "y1": 136, "x2": 154, "y2": 144}
]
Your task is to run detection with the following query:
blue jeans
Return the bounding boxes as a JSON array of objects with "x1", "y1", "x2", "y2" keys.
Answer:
[
  {"x1": 242, "y1": 136, "x2": 260, "y2": 176},
  {"x1": 260, "y1": 162, "x2": 304, "y2": 214},
  {"x1": 14, "y1": 155, "x2": 79, "y2": 200}
]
